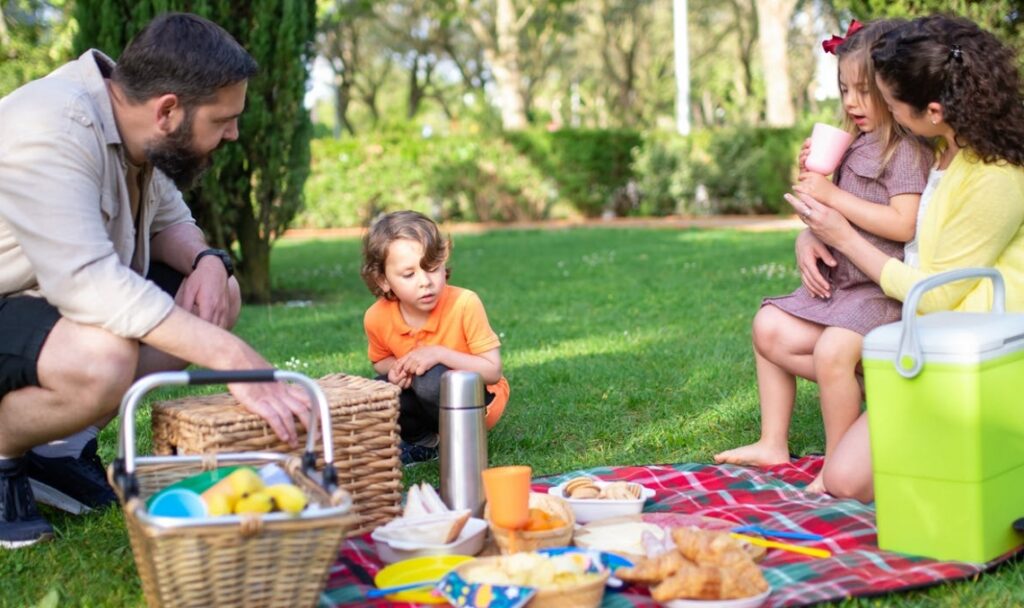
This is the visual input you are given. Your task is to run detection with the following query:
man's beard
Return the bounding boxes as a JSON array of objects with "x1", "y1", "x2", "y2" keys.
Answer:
[{"x1": 144, "y1": 113, "x2": 213, "y2": 190}]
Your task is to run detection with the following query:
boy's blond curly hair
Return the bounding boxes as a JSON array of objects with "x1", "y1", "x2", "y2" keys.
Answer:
[{"x1": 360, "y1": 211, "x2": 451, "y2": 300}]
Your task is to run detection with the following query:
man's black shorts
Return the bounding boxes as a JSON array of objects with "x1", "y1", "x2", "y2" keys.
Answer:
[{"x1": 0, "y1": 263, "x2": 184, "y2": 399}]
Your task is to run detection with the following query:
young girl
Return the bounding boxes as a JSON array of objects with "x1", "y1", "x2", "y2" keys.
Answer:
[
  {"x1": 360, "y1": 211, "x2": 510, "y2": 465},
  {"x1": 715, "y1": 20, "x2": 931, "y2": 493},
  {"x1": 800, "y1": 15, "x2": 1024, "y2": 501}
]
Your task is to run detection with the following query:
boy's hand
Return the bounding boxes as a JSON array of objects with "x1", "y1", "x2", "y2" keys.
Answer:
[
  {"x1": 798, "y1": 138, "x2": 811, "y2": 171},
  {"x1": 794, "y1": 172, "x2": 838, "y2": 206},
  {"x1": 387, "y1": 365, "x2": 412, "y2": 389},
  {"x1": 397, "y1": 346, "x2": 444, "y2": 376}
]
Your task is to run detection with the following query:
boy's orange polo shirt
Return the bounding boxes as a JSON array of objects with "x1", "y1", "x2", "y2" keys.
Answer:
[{"x1": 364, "y1": 285, "x2": 509, "y2": 428}]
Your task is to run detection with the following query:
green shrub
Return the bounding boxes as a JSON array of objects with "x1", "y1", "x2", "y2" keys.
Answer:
[
  {"x1": 506, "y1": 129, "x2": 643, "y2": 217},
  {"x1": 633, "y1": 127, "x2": 805, "y2": 215},
  {"x1": 300, "y1": 125, "x2": 809, "y2": 227},
  {"x1": 297, "y1": 134, "x2": 567, "y2": 228}
]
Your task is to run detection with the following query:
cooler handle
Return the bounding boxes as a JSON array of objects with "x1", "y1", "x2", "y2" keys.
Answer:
[
  {"x1": 896, "y1": 268, "x2": 1006, "y2": 379},
  {"x1": 113, "y1": 369, "x2": 337, "y2": 499}
]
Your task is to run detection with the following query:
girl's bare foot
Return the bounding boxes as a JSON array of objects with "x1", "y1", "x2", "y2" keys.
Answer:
[
  {"x1": 805, "y1": 471, "x2": 827, "y2": 494},
  {"x1": 713, "y1": 441, "x2": 790, "y2": 467}
]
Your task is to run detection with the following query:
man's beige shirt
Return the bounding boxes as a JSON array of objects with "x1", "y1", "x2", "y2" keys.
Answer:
[{"x1": 0, "y1": 50, "x2": 195, "y2": 338}]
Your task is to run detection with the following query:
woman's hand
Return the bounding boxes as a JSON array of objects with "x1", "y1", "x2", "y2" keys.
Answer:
[
  {"x1": 795, "y1": 229, "x2": 835, "y2": 298},
  {"x1": 798, "y1": 138, "x2": 811, "y2": 172},
  {"x1": 794, "y1": 171, "x2": 839, "y2": 206},
  {"x1": 786, "y1": 192, "x2": 858, "y2": 251}
]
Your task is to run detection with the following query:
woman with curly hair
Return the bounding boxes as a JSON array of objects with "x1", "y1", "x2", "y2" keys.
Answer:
[{"x1": 789, "y1": 14, "x2": 1024, "y2": 501}]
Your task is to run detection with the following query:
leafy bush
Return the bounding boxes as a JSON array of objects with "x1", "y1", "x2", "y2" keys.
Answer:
[
  {"x1": 300, "y1": 125, "x2": 809, "y2": 227},
  {"x1": 633, "y1": 127, "x2": 805, "y2": 215},
  {"x1": 297, "y1": 134, "x2": 568, "y2": 228},
  {"x1": 506, "y1": 129, "x2": 643, "y2": 217}
]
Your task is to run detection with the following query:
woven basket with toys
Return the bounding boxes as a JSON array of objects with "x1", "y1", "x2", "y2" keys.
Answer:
[{"x1": 486, "y1": 493, "x2": 574, "y2": 554}]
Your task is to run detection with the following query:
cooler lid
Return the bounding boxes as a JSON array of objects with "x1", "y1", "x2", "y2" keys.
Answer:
[{"x1": 864, "y1": 311, "x2": 1024, "y2": 359}]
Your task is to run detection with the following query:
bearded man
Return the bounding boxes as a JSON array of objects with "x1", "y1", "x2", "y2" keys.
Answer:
[{"x1": 0, "y1": 13, "x2": 309, "y2": 548}]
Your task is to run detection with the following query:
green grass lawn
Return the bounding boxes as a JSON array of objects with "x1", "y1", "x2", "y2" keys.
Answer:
[{"x1": 2, "y1": 226, "x2": 1022, "y2": 606}]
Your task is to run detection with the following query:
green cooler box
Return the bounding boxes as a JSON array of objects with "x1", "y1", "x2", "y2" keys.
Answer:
[{"x1": 863, "y1": 268, "x2": 1024, "y2": 563}]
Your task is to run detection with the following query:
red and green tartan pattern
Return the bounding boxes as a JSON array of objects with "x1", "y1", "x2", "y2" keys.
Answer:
[{"x1": 317, "y1": 456, "x2": 1021, "y2": 607}]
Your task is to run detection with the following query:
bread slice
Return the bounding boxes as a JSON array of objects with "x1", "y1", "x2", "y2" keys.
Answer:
[
  {"x1": 376, "y1": 510, "x2": 472, "y2": 545},
  {"x1": 419, "y1": 482, "x2": 450, "y2": 514},
  {"x1": 403, "y1": 484, "x2": 429, "y2": 518}
]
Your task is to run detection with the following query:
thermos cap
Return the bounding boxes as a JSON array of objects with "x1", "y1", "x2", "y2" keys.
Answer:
[{"x1": 440, "y1": 370, "x2": 485, "y2": 410}]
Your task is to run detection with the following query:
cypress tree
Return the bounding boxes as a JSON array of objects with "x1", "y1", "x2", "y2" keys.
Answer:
[{"x1": 73, "y1": 0, "x2": 316, "y2": 302}]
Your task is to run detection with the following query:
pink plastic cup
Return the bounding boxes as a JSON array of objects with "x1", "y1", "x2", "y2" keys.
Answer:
[{"x1": 805, "y1": 123, "x2": 854, "y2": 175}]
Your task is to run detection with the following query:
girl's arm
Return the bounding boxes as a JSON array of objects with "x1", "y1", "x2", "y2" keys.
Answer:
[
  {"x1": 786, "y1": 193, "x2": 892, "y2": 284},
  {"x1": 395, "y1": 346, "x2": 503, "y2": 385},
  {"x1": 794, "y1": 171, "x2": 920, "y2": 241}
]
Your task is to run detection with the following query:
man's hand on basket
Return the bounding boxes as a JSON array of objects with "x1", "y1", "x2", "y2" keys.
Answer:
[{"x1": 227, "y1": 348, "x2": 310, "y2": 447}]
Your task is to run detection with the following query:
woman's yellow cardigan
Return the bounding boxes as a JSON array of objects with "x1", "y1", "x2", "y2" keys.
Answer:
[{"x1": 880, "y1": 151, "x2": 1024, "y2": 313}]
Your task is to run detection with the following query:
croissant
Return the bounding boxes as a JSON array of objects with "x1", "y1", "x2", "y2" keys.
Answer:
[
  {"x1": 671, "y1": 527, "x2": 751, "y2": 568},
  {"x1": 615, "y1": 549, "x2": 692, "y2": 584},
  {"x1": 651, "y1": 563, "x2": 769, "y2": 601}
]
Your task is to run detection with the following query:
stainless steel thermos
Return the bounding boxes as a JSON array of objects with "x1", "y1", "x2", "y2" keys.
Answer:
[{"x1": 439, "y1": 370, "x2": 488, "y2": 516}]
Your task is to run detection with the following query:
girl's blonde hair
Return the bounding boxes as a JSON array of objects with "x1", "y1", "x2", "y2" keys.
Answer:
[
  {"x1": 360, "y1": 211, "x2": 451, "y2": 300},
  {"x1": 835, "y1": 19, "x2": 919, "y2": 173}
]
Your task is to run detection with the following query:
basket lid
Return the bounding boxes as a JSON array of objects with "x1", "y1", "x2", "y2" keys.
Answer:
[{"x1": 864, "y1": 311, "x2": 1024, "y2": 362}]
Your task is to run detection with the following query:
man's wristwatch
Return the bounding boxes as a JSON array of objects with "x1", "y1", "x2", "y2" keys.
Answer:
[{"x1": 192, "y1": 248, "x2": 234, "y2": 278}]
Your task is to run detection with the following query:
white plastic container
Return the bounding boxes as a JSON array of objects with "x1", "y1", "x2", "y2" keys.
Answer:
[
  {"x1": 371, "y1": 517, "x2": 488, "y2": 564},
  {"x1": 546, "y1": 480, "x2": 655, "y2": 524}
]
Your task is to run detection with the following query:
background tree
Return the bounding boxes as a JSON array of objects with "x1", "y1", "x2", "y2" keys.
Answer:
[
  {"x1": 74, "y1": 0, "x2": 316, "y2": 303},
  {"x1": 456, "y1": 0, "x2": 534, "y2": 130},
  {"x1": 754, "y1": 0, "x2": 798, "y2": 126},
  {"x1": 0, "y1": 0, "x2": 74, "y2": 97}
]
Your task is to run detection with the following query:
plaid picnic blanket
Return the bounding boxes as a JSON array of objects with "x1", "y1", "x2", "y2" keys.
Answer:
[{"x1": 318, "y1": 456, "x2": 1021, "y2": 607}]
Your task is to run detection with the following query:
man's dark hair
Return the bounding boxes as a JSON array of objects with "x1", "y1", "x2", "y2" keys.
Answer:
[{"x1": 112, "y1": 12, "x2": 258, "y2": 107}]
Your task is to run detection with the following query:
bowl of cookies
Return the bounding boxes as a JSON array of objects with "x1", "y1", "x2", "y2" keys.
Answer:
[{"x1": 547, "y1": 476, "x2": 655, "y2": 524}]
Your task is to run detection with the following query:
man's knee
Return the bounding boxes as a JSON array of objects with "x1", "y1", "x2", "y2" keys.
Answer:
[{"x1": 44, "y1": 325, "x2": 137, "y2": 420}]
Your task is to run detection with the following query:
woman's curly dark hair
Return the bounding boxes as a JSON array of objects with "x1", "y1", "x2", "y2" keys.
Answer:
[
  {"x1": 871, "y1": 15, "x2": 1024, "y2": 166},
  {"x1": 360, "y1": 211, "x2": 451, "y2": 300}
]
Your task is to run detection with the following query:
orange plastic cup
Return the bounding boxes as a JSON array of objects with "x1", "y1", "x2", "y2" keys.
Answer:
[{"x1": 482, "y1": 465, "x2": 532, "y2": 530}]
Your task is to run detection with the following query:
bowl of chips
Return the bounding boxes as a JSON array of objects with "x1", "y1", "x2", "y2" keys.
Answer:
[{"x1": 441, "y1": 550, "x2": 609, "y2": 608}]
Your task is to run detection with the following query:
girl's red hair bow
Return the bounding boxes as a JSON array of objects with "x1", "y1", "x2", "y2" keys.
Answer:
[{"x1": 822, "y1": 20, "x2": 863, "y2": 54}]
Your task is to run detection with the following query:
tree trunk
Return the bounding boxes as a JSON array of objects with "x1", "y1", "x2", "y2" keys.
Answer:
[
  {"x1": 754, "y1": 0, "x2": 797, "y2": 126},
  {"x1": 485, "y1": 0, "x2": 529, "y2": 130},
  {"x1": 334, "y1": 77, "x2": 356, "y2": 137},
  {"x1": 236, "y1": 211, "x2": 271, "y2": 304}
]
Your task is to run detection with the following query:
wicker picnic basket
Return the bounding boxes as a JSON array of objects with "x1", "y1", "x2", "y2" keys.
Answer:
[
  {"x1": 487, "y1": 493, "x2": 575, "y2": 554},
  {"x1": 110, "y1": 370, "x2": 359, "y2": 608},
  {"x1": 150, "y1": 372, "x2": 401, "y2": 536}
]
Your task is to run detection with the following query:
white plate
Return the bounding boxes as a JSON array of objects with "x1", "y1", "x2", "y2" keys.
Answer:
[
  {"x1": 663, "y1": 588, "x2": 771, "y2": 608},
  {"x1": 371, "y1": 517, "x2": 487, "y2": 564},
  {"x1": 546, "y1": 479, "x2": 655, "y2": 524}
]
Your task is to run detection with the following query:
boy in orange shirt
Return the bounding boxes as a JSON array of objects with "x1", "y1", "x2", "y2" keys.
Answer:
[{"x1": 361, "y1": 211, "x2": 510, "y2": 465}]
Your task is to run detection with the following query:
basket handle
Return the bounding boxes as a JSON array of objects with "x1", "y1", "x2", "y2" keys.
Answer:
[
  {"x1": 113, "y1": 369, "x2": 338, "y2": 499},
  {"x1": 895, "y1": 268, "x2": 1005, "y2": 379}
]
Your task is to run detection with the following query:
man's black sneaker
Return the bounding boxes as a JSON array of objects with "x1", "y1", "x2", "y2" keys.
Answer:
[
  {"x1": 399, "y1": 441, "x2": 440, "y2": 466},
  {"x1": 26, "y1": 439, "x2": 117, "y2": 514},
  {"x1": 1, "y1": 457, "x2": 55, "y2": 549}
]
